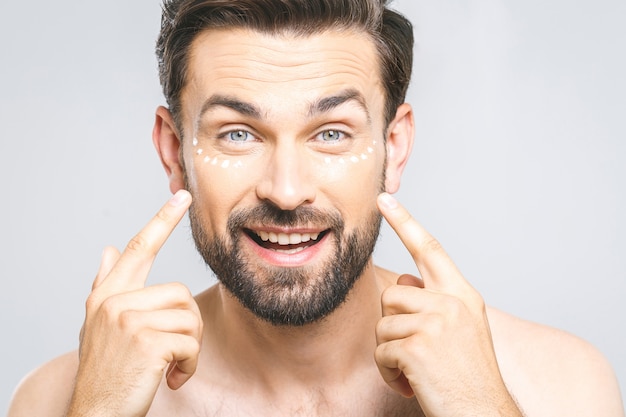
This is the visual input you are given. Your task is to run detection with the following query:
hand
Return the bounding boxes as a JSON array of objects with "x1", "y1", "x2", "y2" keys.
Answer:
[
  {"x1": 375, "y1": 193, "x2": 522, "y2": 416},
  {"x1": 67, "y1": 190, "x2": 203, "y2": 417}
]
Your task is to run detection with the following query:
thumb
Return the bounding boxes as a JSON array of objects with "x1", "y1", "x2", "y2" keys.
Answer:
[
  {"x1": 397, "y1": 273, "x2": 424, "y2": 288},
  {"x1": 92, "y1": 246, "x2": 122, "y2": 290}
]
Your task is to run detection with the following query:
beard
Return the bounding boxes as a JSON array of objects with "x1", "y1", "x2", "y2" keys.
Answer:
[{"x1": 189, "y1": 200, "x2": 382, "y2": 326}]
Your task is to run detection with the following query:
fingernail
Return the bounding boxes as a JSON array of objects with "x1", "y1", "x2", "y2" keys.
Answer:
[
  {"x1": 170, "y1": 190, "x2": 190, "y2": 207},
  {"x1": 378, "y1": 192, "x2": 398, "y2": 209}
]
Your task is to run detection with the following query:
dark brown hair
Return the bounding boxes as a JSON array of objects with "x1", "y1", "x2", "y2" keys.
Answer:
[{"x1": 156, "y1": 0, "x2": 413, "y2": 131}]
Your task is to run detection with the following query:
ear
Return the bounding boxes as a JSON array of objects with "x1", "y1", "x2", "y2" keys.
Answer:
[
  {"x1": 384, "y1": 103, "x2": 414, "y2": 193},
  {"x1": 153, "y1": 106, "x2": 186, "y2": 194}
]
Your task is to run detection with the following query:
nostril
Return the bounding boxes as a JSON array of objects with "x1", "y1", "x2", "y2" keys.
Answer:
[
  {"x1": 255, "y1": 159, "x2": 316, "y2": 210},
  {"x1": 256, "y1": 191, "x2": 316, "y2": 211}
]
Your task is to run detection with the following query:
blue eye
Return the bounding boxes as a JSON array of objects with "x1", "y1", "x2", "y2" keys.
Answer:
[
  {"x1": 228, "y1": 130, "x2": 251, "y2": 142},
  {"x1": 319, "y1": 130, "x2": 344, "y2": 142}
]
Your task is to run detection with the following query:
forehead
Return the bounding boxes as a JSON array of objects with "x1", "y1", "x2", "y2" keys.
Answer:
[{"x1": 182, "y1": 28, "x2": 384, "y2": 123}]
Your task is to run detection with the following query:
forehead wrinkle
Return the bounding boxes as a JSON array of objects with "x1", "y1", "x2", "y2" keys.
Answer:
[
  {"x1": 199, "y1": 37, "x2": 377, "y2": 85},
  {"x1": 209, "y1": 58, "x2": 374, "y2": 85},
  {"x1": 212, "y1": 31, "x2": 371, "y2": 68},
  {"x1": 186, "y1": 29, "x2": 385, "y2": 132}
]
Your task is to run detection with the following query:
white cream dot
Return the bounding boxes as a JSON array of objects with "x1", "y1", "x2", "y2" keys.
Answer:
[
  {"x1": 350, "y1": 156, "x2": 359, "y2": 163},
  {"x1": 339, "y1": 158, "x2": 345, "y2": 164},
  {"x1": 361, "y1": 154, "x2": 368, "y2": 160},
  {"x1": 211, "y1": 157, "x2": 218, "y2": 165},
  {"x1": 221, "y1": 160, "x2": 230, "y2": 168},
  {"x1": 196, "y1": 148, "x2": 203, "y2": 155},
  {"x1": 192, "y1": 137, "x2": 198, "y2": 147},
  {"x1": 324, "y1": 157, "x2": 331, "y2": 164},
  {"x1": 234, "y1": 160, "x2": 243, "y2": 168},
  {"x1": 367, "y1": 147, "x2": 374, "y2": 154},
  {"x1": 204, "y1": 156, "x2": 210, "y2": 163}
]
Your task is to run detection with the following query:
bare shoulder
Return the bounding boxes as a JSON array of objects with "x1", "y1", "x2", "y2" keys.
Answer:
[
  {"x1": 487, "y1": 307, "x2": 624, "y2": 417},
  {"x1": 7, "y1": 351, "x2": 79, "y2": 417}
]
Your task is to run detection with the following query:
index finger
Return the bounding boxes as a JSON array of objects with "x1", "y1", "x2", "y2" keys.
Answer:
[
  {"x1": 102, "y1": 190, "x2": 192, "y2": 292},
  {"x1": 376, "y1": 192, "x2": 466, "y2": 292}
]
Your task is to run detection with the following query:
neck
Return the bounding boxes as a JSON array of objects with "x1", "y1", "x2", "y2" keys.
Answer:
[{"x1": 202, "y1": 260, "x2": 386, "y2": 393}]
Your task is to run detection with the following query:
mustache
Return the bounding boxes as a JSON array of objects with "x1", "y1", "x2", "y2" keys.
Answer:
[{"x1": 226, "y1": 201, "x2": 345, "y2": 235}]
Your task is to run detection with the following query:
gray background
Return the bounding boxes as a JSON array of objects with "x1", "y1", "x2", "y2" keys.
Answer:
[{"x1": 1, "y1": 0, "x2": 624, "y2": 412}]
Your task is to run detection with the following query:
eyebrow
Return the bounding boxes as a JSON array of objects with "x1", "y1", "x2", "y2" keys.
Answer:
[
  {"x1": 307, "y1": 88, "x2": 371, "y2": 124},
  {"x1": 199, "y1": 95, "x2": 262, "y2": 119},
  {"x1": 198, "y1": 88, "x2": 371, "y2": 125}
]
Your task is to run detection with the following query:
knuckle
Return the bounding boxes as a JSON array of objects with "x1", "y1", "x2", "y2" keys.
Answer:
[
  {"x1": 125, "y1": 233, "x2": 152, "y2": 255},
  {"x1": 154, "y1": 206, "x2": 173, "y2": 224},
  {"x1": 373, "y1": 343, "x2": 388, "y2": 364},
  {"x1": 169, "y1": 334, "x2": 201, "y2": 365},
  {"x1": 195, "y1": 313, "x2": 204, "y2": 335},
  {"x1": 399, "y1": 335, "x2": 426, "y2": 360},
  {"x1": 78, "y1": 324, "x2": 86, "y2": 345},
  {"x1": 435, "y1": 296, "x2": 470, "y2": 324},
  {"x1": 420, "y1": 236, "x2": 443, "y2": 254},
  {"x1": 169, "y1": 282, "x2": 193, "y2": 300},
  {"x1": 375, "y1": 318, "x2": 390, "y2": 343},
  {"x1": 118, "y1": 310, "x2": 138, "y2": 332},
  {"x1": 187, "y1": 337, "x2": 201, "y2": 357},
  {"x1": 84, "y1": 291, "x2": 101, "y2": 312},
  {"x1": 396, "y1": 209, "x2": 413, "y2": 226},
  {"x1": 132, "y1": 329, "x2": 156, "y2": 354},
  {"x1": 193, "y1": 320, "x2": 204, "y2": 341},
  {"x1": 380, "y1": 286, "x2": 394, "y2": 307},
  {"x1": 443, "y1": 295, "x2": 465, "y2": 315},
  {"x1": 466, "y1": 289, "x2": 486, "y2": 311},
  {"x1": 380, "y1": 286, "x2": 402, "y2": 311},
  {"x1": 422, "y1": 313, "x2": 445, "y2": 337},
  {"x1": 375, "y1": 318, "x2": 386, "y2": 337},
  {"x1": 99, "y1": 295, "x2": 122, "y2": 320},
  {"x1": 166, "y1": 282, "x2": 197, "y2": 310},
  {"x1": 414, "y1": 313, "x2": 448, "y2": 340},
  {"x1": 179, "y1": 310, "x2": 201, "y2": 336}
]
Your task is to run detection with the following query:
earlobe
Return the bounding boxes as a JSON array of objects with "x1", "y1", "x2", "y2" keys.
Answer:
[
  {"x1": 384, "y1": 103, "x2": 415, "y2": 193},
  {"x1": 153, "y1": 106, "x2": 186, "y2": 194}
]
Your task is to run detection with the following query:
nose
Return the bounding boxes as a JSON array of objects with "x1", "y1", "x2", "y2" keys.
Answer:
[{"x1": 255, "y1": 143, "x2": 316, "y2": 210}]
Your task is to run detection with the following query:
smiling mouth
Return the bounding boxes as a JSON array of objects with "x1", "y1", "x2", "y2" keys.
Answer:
[{"x1": 245, "y1": 229, "x2": 329, "y2": 254}]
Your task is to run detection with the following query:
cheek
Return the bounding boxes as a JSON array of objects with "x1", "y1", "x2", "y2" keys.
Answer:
[
  {"x1": 315, "y1": 150, "x2": 385, "y2": 219},
  {"x1": 185, "y1": 152, "x2": 259, "y2": 235}
]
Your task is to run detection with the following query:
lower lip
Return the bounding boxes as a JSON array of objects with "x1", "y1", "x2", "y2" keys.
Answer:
[{"x1": 243, "y1": 232, "x2": 330, "y2": 267}]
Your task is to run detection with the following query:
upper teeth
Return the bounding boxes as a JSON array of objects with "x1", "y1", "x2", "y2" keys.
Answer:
[{"x1": 256, "y1": 231, "x2": 320, "y2": 245}]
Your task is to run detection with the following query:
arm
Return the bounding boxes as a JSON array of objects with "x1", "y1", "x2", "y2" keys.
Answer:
[{"x1": 7, "y1": 352, "x2": 78, "y2": 417}]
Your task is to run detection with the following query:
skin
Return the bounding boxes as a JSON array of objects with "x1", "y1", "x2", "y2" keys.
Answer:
[{"x1": 8, "y1": 29, "x2": 625, "y2": 417}]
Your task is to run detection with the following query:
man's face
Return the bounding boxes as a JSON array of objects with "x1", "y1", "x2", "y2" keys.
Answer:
[{"x1": 178, "y1": 28, "x2": 391, "y2": 325}]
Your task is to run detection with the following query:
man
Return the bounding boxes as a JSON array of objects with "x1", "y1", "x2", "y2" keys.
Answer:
[{"x1": 8, "y1": 0, "x2": 624, "y2": 416}]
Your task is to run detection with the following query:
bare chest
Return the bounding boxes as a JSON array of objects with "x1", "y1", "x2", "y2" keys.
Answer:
[{"x1": 148, "y1": 382, "x2": 425, "y2": 417}]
